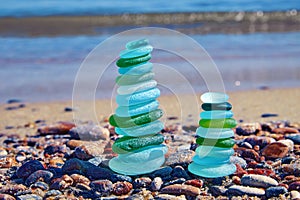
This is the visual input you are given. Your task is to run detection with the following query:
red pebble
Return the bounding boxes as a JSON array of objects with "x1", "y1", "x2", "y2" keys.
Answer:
[
  {"x1": 185, "y1": 179, "x2": 203, "y2": 188},
  {"x1": 234, "y1": 164, "x2": 247, "y2": 178}
]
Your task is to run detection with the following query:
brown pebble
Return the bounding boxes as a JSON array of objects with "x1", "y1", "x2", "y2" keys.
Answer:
[
  {"x1": 50, "y1": 174, "x2": 73, "y2": 190},
  {"x1": 112, "y1": 181, "x2": 132, "y2": 196},
  {"x1": 288, "y1": 181, "x2": 300, "y2": 191},
  {"x1": 38, "y1": 121, "x2": 75, "y2": 135},
  {"x1": 262, "y1": 142, "x2": 290, "y2": 159},
  {"x1": 0, "y1": 184, "x2": 27, "y2": 195},
  {"x1": 234, "y1": 164, "x2": 248, "y2": 178},
  {"x1": 273, "y1": 127, "x2": 299, "y2": 134},
  {"x1": 235, "y1": 147, "x2": 260, "y2": 162},
  {"x1": 70, "y1": 174, "x2": 90, "y2": 186},
  {"x1": 48, "y1": 157, "x2": 65, "y2": 168},
  {"x1": 161, "y1": 184, "x2": 200, "y2": 197},
  {"x1": 0, "y1": 156, "x2": 17, "y2": 168},
  {"x1": 232, "y1": 176, "x2": 241, "y2": 185},
  {"x1": 184, "y1": 179, "x2": 203, "y2": 188},
  {"x1": 0, "y1": 194, "x2": 16, "y2": 200}
]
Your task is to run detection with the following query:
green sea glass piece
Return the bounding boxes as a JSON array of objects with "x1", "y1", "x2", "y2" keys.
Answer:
[
  {"x1": 199, "y1": 118, "x2": 237, "y2": 128},
  {"x1": 116, "y1": 72, "x2": 155, "y2": 86},
  {"x1": 112, "y1": 134, "x2": 164, "y2": 154},
  {"x1": 196, "y1": 137, "x2": 235, "y2": 148},
  {"x1": 116, "y1": 54, "x2": 151, "y2": 68},
  {"x1": 109, "y1": 109, "x2": 163, "y2": 128},
  {"x1": 201, "y1": 102, "x2": 232, "y2": 111}
]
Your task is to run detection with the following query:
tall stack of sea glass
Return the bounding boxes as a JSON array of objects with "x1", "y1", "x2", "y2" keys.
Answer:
[
  {"x1": 109, "y1": 39, "x2": 168, "y2": 175},
  {"x1": 188, "y1": 92, "x2": 237, "y2": 178}
]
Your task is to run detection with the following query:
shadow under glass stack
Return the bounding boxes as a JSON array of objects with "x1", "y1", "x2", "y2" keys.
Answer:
[
  {"x1": 188, "y1": 92, "x2": 237, "y2": 178},
  {"x1": 109, "y1": 39, "x2": 168, "y2": 175}
]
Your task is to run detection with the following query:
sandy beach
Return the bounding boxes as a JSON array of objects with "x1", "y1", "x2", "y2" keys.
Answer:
[{"x1": 1, "y1": 88, "x2": 299, "y2": 136}]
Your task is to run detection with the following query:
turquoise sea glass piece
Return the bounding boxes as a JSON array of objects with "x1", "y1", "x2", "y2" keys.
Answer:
[
  {"x1": 201, "y1": 92, "x2": 229, "y2": 103},
  {"x1": 192, "y1": 155, "x2": 229, "y2": 165},
  {"x1": 195, "y1": 146, "x2": 234, "y2": 158},
  {"x1": 196, "y1": 127, "x2": 234, "y2": 139},
  {"x1": 126, "y1": 38, "x2": 149, "y2": 50},
  {"x1": 120, "y1": 44, "x2": 153, "y2": 59},
  {"x1": 118, "y1": 62, "x2": 153, "y2": 75},
  {"x1": 115, "y1": 120, "x2": 164, "y2": 137},
  {"x1": 200, "y1": 110, "x2": 233, "y2": 119},
  {"x1": 116, "y1": 88, "x2": 160, "y2": 106},
  {"x1": 188, "y1": 162, "x2": 236, "y2": 178},
  {"x1": 117, "y1": 80, "x2": 157, "y2": 95},
  {"x1": 116, "y1": 72, "x2": 155, "y2": 86},
  {"x1": 116, "y1": 100, "x2": 159, "y2": 117}
]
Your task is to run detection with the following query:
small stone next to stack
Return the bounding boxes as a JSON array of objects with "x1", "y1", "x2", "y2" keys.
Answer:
[{"x1": 188, "y1": 92, "x2": 237, "y2": 178}]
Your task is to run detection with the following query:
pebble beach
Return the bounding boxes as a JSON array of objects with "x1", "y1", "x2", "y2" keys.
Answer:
[{"x1": 1, "y1": 88, "x2": 300, "y2": 199}]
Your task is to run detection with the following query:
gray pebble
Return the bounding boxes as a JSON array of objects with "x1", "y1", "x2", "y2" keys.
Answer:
[
  {"x1": 171, "y1": 166, "x2": 190, "y2": 179},
  {"x1": 241, "y1": 174, "x2": 278, "y2": 188},
  {"x1": 286, "y1": 134, "x2": 300, "y2": 145},
  {"x1": 16, "y1": 194, "x2": 42, "y2": 200},
  {"x1": 25, "y1": 170, "x2": 53, "y2": 186},
  {"x1": 110, "y1": 174, "x2": 132, "y2": 183},
  {"x1": 266, "y1": 186, "x2": 288, "y2": 198},
  {"x1": 150, "y1": 166, "x2": 172, "y2": 178},
  {"x1": 227, "y1": 185, "x2": 265, "y2": 196},
  {"x1": 30, "y1": 181, "x2": 49, "y2": 190},
  {"x1": 209, "y1": 185, "x2": 227, "y2": 197},
  {"x1": 90, "y1": 179, "x2": 113, "y2": 194},
  {"x1": 151, "y1": 177, "x2": 163, "y2": 191},
  {"x1": 133, "y1": 177, "x2": 152, "y2": 188},
  {"x1": 230, "y1": 156, "x2": 247, "y2": 168}
]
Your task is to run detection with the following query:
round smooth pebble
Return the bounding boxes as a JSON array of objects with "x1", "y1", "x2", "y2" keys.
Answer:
[
  {"x1": 227, "y1": 185, "x2": 265, "y2": 196},
  {"x1": 201, "y1": 92, "x2": 229, "y2": 103},
  {"x1": 241, "y1": 174, "x2": 278, "y2": 188},
  {"x1": 266, "y1": 186, "x2": 288, "y2": 198}
]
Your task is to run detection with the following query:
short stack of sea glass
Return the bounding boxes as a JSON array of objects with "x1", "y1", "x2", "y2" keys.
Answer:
[
  {"x1": 109, "y1": 39, "x2": 168, "y2": 175},
  {"x1": 188, "y1": 92, "x2": 237, "y2": 178}
]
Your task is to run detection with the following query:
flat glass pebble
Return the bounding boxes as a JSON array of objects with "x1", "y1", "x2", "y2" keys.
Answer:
[
  {"x1": 120, "y1": 45, "x2": 153, "y2": 59},
  {"x1": 112, "y1": 134, "x2": 164, "y2": 154},
  {"x1": 109, "y1": 154, "x2": 165, "y2": 175},
  {"x1": 196, "y1": 137, "x2": 235, "y2": 148},
  {"x1": 116, "y1": 54, "x2": 151, "y2": 68},
  {"x1": 118, "y1": 62, "x2": 153, "y2": 75},
  {"x1": 118, "y1": 144, "x2": 168, "y2": 163},
  {"x1": 201, "y1": 92, "x2": 229, "y2": 103},
  {"x1": 115, "y1": 120, "x2": 164, "y2": 137},
  {"x1": 117, "y1": 80, "x2": 157, "y2": 95},
  {"x1": 116, "y1": 88, "x2": 160, "y2": 106},
  {"x1": 193, "y1": 155, "x2": 229, "y2": 165},
  {"x1": 196, "y1": 127, "x2": 234, "y2": 139},
  {"x1": 126, "y1": 39, "x2": 149, "y2": 50},
  {"x1": 116, "y1": 100, "x2": 159, "y2": 117},
  {"x1": 200, "y1": 110, "x2": 233, "y2": 119},
  {"x1": 188, "y1": 162, "x2": 236, "y2": 178},
  {"x1": 195, "y1": 146, "x2": 234, "y2": 158},
  {"x1": 109, "y1": 109, "x2": 163, "y2": 128},
  {"x1": 202, "y1": 102, "x2": 232, "y2": 111},
  {"x1": 116, "y1": 72, "x2": 155, "y2": 86},
  {"x1": 199, "y1": 118, "x2": 237, "y2": 128}
]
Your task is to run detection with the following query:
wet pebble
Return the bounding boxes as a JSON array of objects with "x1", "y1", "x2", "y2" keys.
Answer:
[
  {"x1": 0, "y1": 194, "x2": 16, "y2": 200},
  {"x1": 90, "y1": 179, "x2": 113, "y2": 194},
  {"x1": 262, "y1": 142, "x2": 290, "y2": 159},
  {"x1": 161, "y1": 184, "x2": 200, "y2": 197},
  {"x1": 25, "y1": 170, "x2": 53, "y2": 186},
  {"x1": 16, "y1": 160, "x2": 44, "y2": 179},
  {"x1": 290, "y1": 190, "x2": 300, "y2": 199},
  {"x1": 171, "y1": 166, "x2": 190, "y2": 179},
  {"x1": 235, "y1": 123, "x2": 261, "y2": 135},
  {"x1": 112, "y1": 181, "x2": 133, "y2": 196},
  {"x1": 150, "y1": 177, "x2": 163, "y2": 191},
  {"x1": 227, "y1": 185, "x2": 265, "y2": 196},
  {"x1": 265, "y1": 186, "x2": 288, "y2": 198},
  {"x1": 241, "y1": 174, "x2": 278, "y2": 188},
  {"x1": 69, "y1": 124, "x2": 109, "y2": 141},
  {"x1": 31, "y1": 181, "x2": 49, "y2": 190},
  {"x1": 286, "y1": 134, "x2": 300, "y2": 144},
  {"x1": 16, "y1": 194, "x2": 42, "y2": 200},
  {"x1": 133, "y1": 177, "x2": 152, "y2": 188},
  {"x1": 38, "y1": 122, "x2": 75, "y2": 135},
  {"x1": 230, "y1": 156, "x2": 247, "y2": 168}
]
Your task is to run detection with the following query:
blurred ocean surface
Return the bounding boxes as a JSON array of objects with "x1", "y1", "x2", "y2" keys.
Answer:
[
  {"x1": 0, "y1": 0, "x2": 299, "y2": 17},
  {"x1": 0, "y1": 0, "x2": 299, "y2": 102}
]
